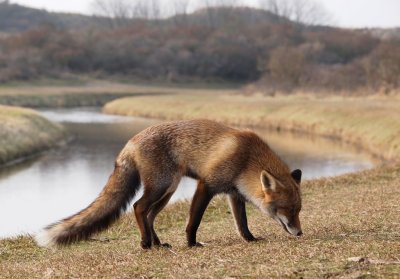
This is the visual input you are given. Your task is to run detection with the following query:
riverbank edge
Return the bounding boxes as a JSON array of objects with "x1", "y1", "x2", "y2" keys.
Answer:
[
  {"x1": 103, "y1": 95, "x2": 400, "y2": 162},
  {"x1": 0, "y1": 84, "x2": 178, "y2": 166},
  {"x1": 0, "y1": 92, "x2": 164, "y2": 108},
  {"x1": 0, "y1": 80, "x2": 237, "y2": 108},
  {"x1": 0, "y1": 105, "x2": 66, "y2": 167}
]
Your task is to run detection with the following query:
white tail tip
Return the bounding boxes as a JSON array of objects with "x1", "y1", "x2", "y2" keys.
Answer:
[{"x1": 34, "y1": 229, "x2": 57, "y2": 248}]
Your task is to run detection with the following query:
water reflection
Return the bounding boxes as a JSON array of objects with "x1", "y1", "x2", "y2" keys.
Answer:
[
  {"x1": 260, "y1": 130, "x2": 374, "y2": 179},
  {"x1": 0, "y1": 107, "x2": 374, "y2": 238}
]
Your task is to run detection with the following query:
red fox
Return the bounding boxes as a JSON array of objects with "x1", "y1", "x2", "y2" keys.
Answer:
[{"x1": 35, "y1": 119, "x2": 302, "y2": 249}]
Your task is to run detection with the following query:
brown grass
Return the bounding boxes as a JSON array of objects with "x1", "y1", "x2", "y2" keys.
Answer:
[{"x1": 0, "y1": 164, "x2": 399, "y2": 278}]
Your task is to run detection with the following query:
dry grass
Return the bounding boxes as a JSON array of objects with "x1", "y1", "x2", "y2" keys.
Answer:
[
  {"x1": 0, "y1": 105, "x2": 65, "y2": 166},
  {"x1": 0, "y1": 164, "x2": 399, "y2": 278},
  {"x1": 1, "y1": 85, "x2": 400, "y2": 277},
  {"x1": 0, "y1": 80, "x2": 236, "y2": 108},
  {"x1": 103, "y1": 94, "x2": 400, "y2": 161}
]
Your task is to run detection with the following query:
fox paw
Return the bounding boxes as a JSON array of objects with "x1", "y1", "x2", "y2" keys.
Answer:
[
  {"x1": 156, "y1": 243, "x2": 172, "y2": 248},
  {"x1": 246, "y1": 236, "x2": 264, "y2": 242},
  {"x1": 140, "y1": 240, "x2": 152, "y2": 250},
  {"x1": 188, "y1": 242, "x2": 206, "y2": 248}
]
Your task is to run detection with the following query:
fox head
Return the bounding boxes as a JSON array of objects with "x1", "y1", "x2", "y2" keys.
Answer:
[{"x1": 260, "y1": 169, "x2": 303, "y2": 237}]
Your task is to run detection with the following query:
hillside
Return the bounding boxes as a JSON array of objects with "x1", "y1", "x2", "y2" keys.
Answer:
[
  {"x1": 0, "y1": 3, "x2": 399, "y2": 91},
  {"x1": 166, "y1": 6, "x2": 288, "y2": 27},
  {"x1": 366, "y1": 27, "x2": 400, "y2": 41},
  {"x1": 0, "y1": 2, "x2": 288, "y2": 33},
  {"x1": 0, "y1": 2, "x2": 108, "y2": 32}
]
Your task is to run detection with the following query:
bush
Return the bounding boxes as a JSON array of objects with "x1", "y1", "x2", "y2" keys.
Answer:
[
  {"x1": 0, "y1": 10, "x2": 398, "y2": 91},
  {"x1": 363, "y1": 43, "x2": 400, "y2": 90},
  {"x1": 268, "y1": 46, "x2": 306, "y2": 87}
]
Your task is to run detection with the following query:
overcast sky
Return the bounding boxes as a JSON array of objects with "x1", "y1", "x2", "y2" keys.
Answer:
[{"x1": 11, "y1": 0, "x2": 400, "y2": 28}]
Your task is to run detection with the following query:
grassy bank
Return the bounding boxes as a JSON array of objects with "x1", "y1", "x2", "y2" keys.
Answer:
[
  {"x1": 0, "y1": 81, "x2": 236, "y2": 108},
  {"x1": 0, "y1": 81, "x2": 235, "y2": 164},
  {"x1": 0, "y1": 105, "x2": 65, "y2": 166},
  {"x1": 0, "y1": 164, "x2": 399, "y2": 278},
  {"x1": 103, "y1": 94, "x2": 400, "y2": 161}
]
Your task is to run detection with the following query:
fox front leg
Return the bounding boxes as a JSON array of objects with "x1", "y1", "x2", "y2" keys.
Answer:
[
  {"x1": 186, "y1": 181, "x2": 213, "y2": 247},
  {"x1": 228, "y1": 192, "x2": 257, "y2": 242}
]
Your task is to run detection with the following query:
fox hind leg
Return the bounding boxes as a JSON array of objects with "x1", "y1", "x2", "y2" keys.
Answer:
[
  {"x1": 134, "y1": 185, "x2": 171, "y2": 249},
  {"x1": 134, "y1": 193, "x2": 160, "y2": 249},
  {"x1": 147, "y1": 192, "x2": 174, "y2": 248},
  {"x1": 134, "y1": 172, "x2": 181, "y2": 249}
]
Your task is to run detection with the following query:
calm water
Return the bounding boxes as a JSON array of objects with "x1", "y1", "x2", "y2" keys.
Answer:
[{"x1": 0, "y1": 108, "x2": 374, "y2": 238}]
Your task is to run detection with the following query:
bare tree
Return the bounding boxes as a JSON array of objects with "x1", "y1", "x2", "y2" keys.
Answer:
[
  {"x1": 170, "y1": 0, "x2": 191, "y2": 26},
  {"x1": 196, "y1": 0, "x2": 241, "y2": 28},
  {"x1": 134, "y1": 0, "x2": 162, "y2": 19},
  {"x1": 172, "y1": 0, "x2": 191, "y2": 16},
  {"x1": 215, "y1": 0, "x2": 240, "y2": 7},
  {"x1": 260, "y1": 0, "x2": 291, "y2": 20},
  {"x1": 148, "y1": 0, "x2": 161, "y2": 19},
  {"x1": 198, "y1": 0, "x2": 240, "y2": 9},
  {"x1": 91, "y1": 0, "x2": 132, "y2": 27},
  {"x1": 91, "y1": 0, "x2": 163, "y2": 27},
  {"x1": 291, "y1": 0, "x2": 331, "y2": 25},
  {"x1": 259, "y1": 0, "x2": 331, "y2": 26},
  {"x1": 200, "y1": 0, "x2": 216, "y2": 28}
]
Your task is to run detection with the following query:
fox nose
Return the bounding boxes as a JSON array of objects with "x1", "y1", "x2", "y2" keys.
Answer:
[{"x1": 296, "y1": 231, "x2": 303, "y2": 237}]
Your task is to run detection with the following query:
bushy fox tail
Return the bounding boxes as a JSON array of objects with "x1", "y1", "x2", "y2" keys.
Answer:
[{"x1": 35, "y1": 159, "x2": 140, "y2": 247}]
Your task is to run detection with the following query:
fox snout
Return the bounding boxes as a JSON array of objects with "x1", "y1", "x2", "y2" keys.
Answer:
[{"x1": 276, "y1": 213, "x2": 302, "y2": 237}]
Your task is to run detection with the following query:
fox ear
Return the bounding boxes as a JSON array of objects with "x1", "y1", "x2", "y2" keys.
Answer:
[
  {"x1": 291, "y1": 169, "x2": 302, "y2": 184},
  {"x1": 260, "y1": 170, "x2": 276, "y2": 192}
]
